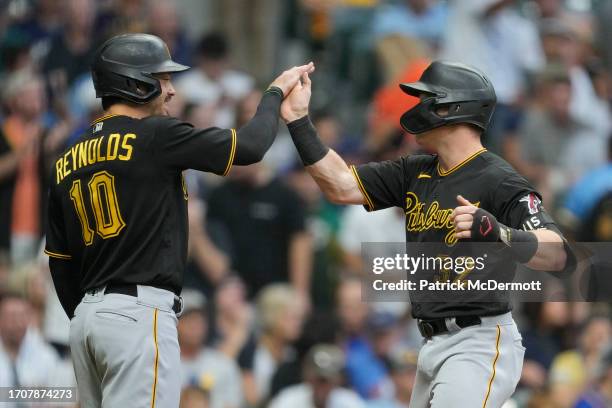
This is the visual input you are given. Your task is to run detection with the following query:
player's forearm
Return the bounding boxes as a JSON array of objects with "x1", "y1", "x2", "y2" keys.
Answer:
[
  {"x1": 524, "y1": 229, "x2": 567, "y2": 271},
  {"x1": 287, "y1": 116, "x2": 365, "y2": 205},
  {"x1": 233, "y1": 89, "x2": 282, "y2": 165},
  {"x1": 305, "y1": 150, "x2": 365, "y2": 205}
]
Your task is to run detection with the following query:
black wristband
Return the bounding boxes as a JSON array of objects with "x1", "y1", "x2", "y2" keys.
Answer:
[
  {"x1": 264, "y1": 86, "x2": 284, "y2": 99},
  {"x1": 287, "y1": 115, "x2": 329, "y2": 166},
  {"x1": 498, "y1": 225, "x2": 539, "y2": 263}
]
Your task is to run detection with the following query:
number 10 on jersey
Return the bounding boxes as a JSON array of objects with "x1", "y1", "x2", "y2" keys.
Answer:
[{"x1": 69, "y1": 170, "x2": 126, "y2": 245}]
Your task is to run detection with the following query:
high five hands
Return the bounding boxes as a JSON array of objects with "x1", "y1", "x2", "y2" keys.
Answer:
[{"x1": 278, "y1": 64, "x2": 314, "y2": 123}]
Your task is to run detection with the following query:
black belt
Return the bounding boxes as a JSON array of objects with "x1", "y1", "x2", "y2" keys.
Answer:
[
  {"x1": 417, "y1": 315, "x2": 482, "y2": 339},
  {"x1": 104, "y1": 283, "x2": 182, "y2": 314}
]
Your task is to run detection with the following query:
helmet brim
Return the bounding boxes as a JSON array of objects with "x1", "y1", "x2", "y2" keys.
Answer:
[
  {"x1": 399, "y1": 82, "x2": 440, "y2": 97},
  {"x1": 147, "y1": 60, "x2": 190, "y2": 74}
]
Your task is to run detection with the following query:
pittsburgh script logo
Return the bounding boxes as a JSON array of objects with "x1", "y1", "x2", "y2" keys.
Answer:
[{"x1": 404, "y1": 192, "x2": 479, "y2": 245}]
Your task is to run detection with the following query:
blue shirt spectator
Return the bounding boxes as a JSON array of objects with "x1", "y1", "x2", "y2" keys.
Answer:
[
  {"x1": 372, "y1": 0, "x2": 448, "y2": 47},
  {"x1": 563, "y1": 164, "x2": 612, "y2": 223},
  {"x1": 345, "y1": 335, "x2": 389, "y2": 399}
]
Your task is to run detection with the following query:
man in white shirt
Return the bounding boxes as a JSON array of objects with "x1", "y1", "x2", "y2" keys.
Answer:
[
  {"x1": 175, "y1": 32, "x2": 254, "y2": 128},
  {"x1": 0, "y1": 293, "x2": 60, "y2": 389}
]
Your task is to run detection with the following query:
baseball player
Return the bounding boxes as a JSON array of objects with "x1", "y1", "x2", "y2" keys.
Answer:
[
  {"x1": 44, "y1": 33, "x2": 314, "y2": 408},
  {"x1": 281, "y1": 62, "x2": 573, "y2": 407}
]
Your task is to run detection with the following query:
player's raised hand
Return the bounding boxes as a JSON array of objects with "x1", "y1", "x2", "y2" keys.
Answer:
[
  {"x1": 281, "y1": 72, "x2": 312, "y2": 123},
  {"x1": 452, "y1": 195, "x2": 478, "y2": 239},
  {"x1": 269, "y1": 62, "x2": 315, "y2": 97}
]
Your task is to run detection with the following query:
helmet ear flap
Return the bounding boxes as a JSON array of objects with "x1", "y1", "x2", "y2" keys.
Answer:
[{"x1": 128, "y1": 79, "x2": 155, "y2": 97}]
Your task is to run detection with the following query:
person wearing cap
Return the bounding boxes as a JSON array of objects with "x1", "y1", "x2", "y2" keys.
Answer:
[
  {"x1": 573, "y1": 346, "x2": 612, "y2": 408},
  {"x1": 178, "y1": 289, "x2": 243, "y2": 408},
  {"x1": 269, "y1": 344, "x2": 365, "y2": 408},
  {"x1": 344, "y1": 311, "x2": 397, "y2": 399},
  {"x1": 368, "y1": 349, "x2": 418, "y2": 408}
]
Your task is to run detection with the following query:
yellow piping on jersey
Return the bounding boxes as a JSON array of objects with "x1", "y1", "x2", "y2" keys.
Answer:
[
  {"x1": 223, "y1": 129, "x2": 237, "y2": 176},
  {"x1": 482, "y1": 324, "x2": 501, "y2": 408},
  {"x1": 417, "y1": 173, "x2": 431, "y2": 179},
  {"x1": 151, "y1": 308, "x2": 159, "y2": 408},
  {"x1": 44, "y1": 249, "x2": 72, "y2": 259},
  {"x1": 437, "y1": 148, "x2": 487, "y2": 177},
  {"x1": 350, "y1": 165, "x2": 374, "y2": 211},
  {"x1": 90, "y1": 114, "x2": 118, "y2": 126}
]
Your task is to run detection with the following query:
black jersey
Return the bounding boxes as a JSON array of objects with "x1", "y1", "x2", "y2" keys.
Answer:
[
  {"x1": 354, "y1": 149, "x2": 558, "y2": 319},
  {"x1": 44, "y1": 114, "x2": 237, "y2": 294}
]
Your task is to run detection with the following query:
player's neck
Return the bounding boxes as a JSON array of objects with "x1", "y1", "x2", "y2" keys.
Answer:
[
  {"x1": 435, "y1": 131, "x2": 484, "y2": 172},
  {"x1": 105, "y1": 104, "x2": 152, "y2": 120}
]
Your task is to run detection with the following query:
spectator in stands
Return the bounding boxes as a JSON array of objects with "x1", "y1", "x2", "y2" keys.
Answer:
[
  {"x1": 212, "y1": 276, "x2": 254, "y2": 361},
  {"x1": 0, "y1": 33, "x2": 34, "y2": 79},
  {"x1": 178, "y1": 289, "x2": 243, "y2": 408},
  {"x1": 368, "y1": 348, "x2": 418, "y2": 408},
  {"x1": 506, "y1": 63, "x2": 577, "y2": 204},
  {"x1": 548, "y1": 315, "x2": 611, "y2": 408},
  {"x1": 7, "y1": 262, "x2": 48, "y2": 330},
  {"x1": 540, "y1": 19, "x2": 612, "y2": 178},
  {"x1": 42, "y1": 0, "x2": 98, "y2": 93},
  {"x1": 345, "y1": 310, "x2": 398, "y2": 400},
  {"x1": 559, "y1": 137, "x2": 612, "y2": 236},
  {"x1": 371, "y1": 0, "x2": 448, "y2": 50},
  {"x1": 268, "y1": 311, "x2": 341, "y2": 399},
  {"x1": 0, "y1": 71, "x2": 55, "y2": 264},
  {"x1": 240, "y1": 283, "x2": 306, "y2": 406},
  {"x1": 206, "y1": 161, "x2": 312, "y2": 297},
  {"x1": 334, "y1": 278, "x2": 388, "y2": 399},
  {"x1": 574, "y1": 346, "x2": 612, "y2": 408},
  {"x1": 94, "y1": 0, "x2": 147, "y2": 39},
  {"x1": 6, "y1": 0, "x2": 62, "y2": 52},
  {"x1": 179, "y1": 385, "x2": 210, "y2": 408},
  {"x1": 175, "y1": 32, "x2": 254, "y2": 128},
  {"x1": 532, "y1": 0, "x2": 593, "y2": 43},
  {"x1": 146, "y1": 0, "x2": 192, "y2": 66},
  {"x1": 336, "y1": 277, "x2": 369, "y2": 339},
  {"x1": 0, "y1": 292, "x2": 59, "y2": 387},
  {"x1": 595, "y1": 0, "x2": 612, "y2": 75},
  {"x1": 441, "y1": 0, "x2": 545, "y2": 154},
  {"x1": 184, "y1": 194, "x2": 230, "y2": 294},
  {"x1": 269, "y1": 344, "x2": 365, "y2": 408},
  {"x1": 215, "y1": 0, "x2": 282, "y2": 83},
  {"x1": 521, "y1": 302, "x2": 571, "y2": 389}
]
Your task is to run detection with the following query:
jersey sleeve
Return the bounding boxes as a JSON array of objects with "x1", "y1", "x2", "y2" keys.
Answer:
[
  {"x1": 353, "y1": 158, "x2": 407, "y2": 211},
  {"x1": 490, "y1": 174, "x2": 557, "y2": 232},
  {"x1": 44, "y1": 187, "x2": 72, "y2": 260},
  {"x1": 152, "y1": 117, "x2": 236, "y2": 175}
]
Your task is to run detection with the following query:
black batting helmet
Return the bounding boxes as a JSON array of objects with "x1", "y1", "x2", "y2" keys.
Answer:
[
  {"x1": 91, "y1": 33, "x2": 189, "y2": 104},
  {"x1": 399, "y1": 61, "x2": 496, "y2": 134}
]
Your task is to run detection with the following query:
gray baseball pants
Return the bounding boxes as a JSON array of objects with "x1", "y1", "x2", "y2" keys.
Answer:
[
  {"x1": 409, "y1": 312, "x2": 525, "y2": 408},
  {"x1": 69, "y1": 285, "x2": 181, "y2": 408}
]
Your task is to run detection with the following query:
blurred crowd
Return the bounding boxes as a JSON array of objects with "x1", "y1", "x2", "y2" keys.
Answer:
[{"x1": 0, "y1": 0, "x2": 611, "y2": 407}]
